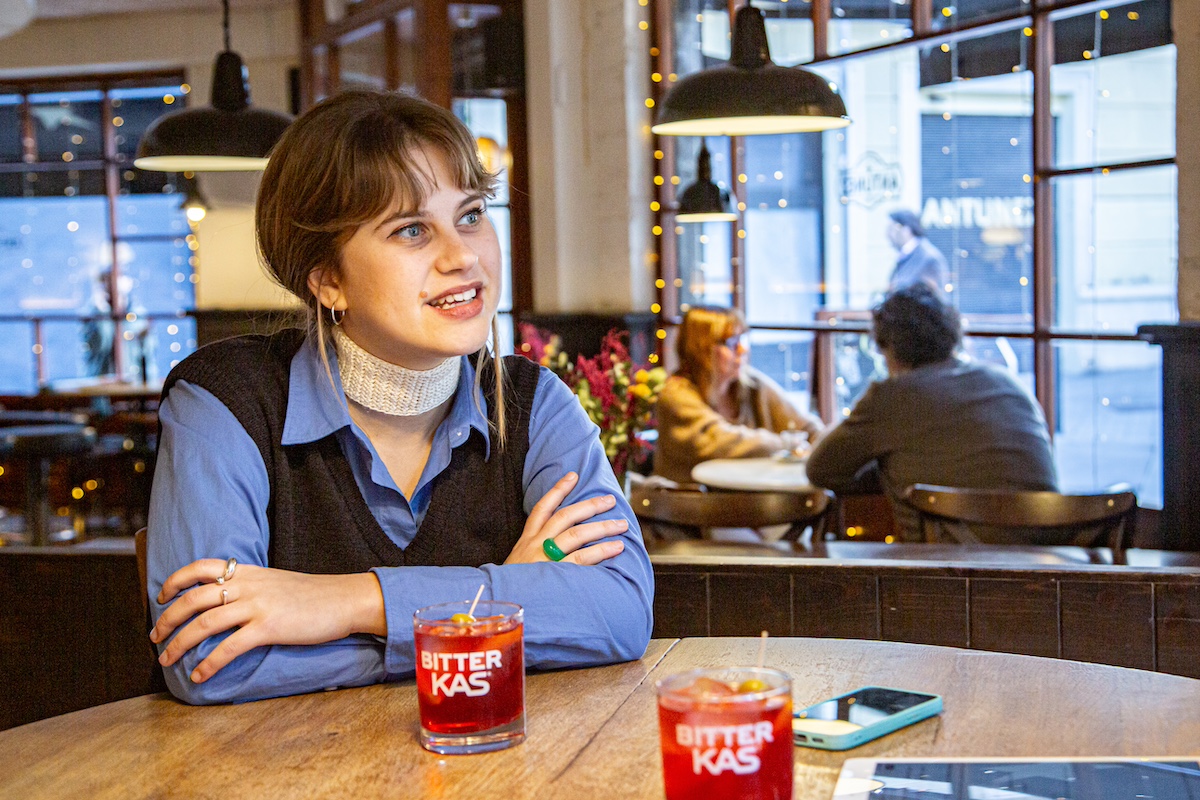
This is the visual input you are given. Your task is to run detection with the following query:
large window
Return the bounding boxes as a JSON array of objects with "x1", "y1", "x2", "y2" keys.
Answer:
[
  {"x1": 649, "y1": 0, "x2": 1175, "y2": 507},
  {"x1": 0, "y1": 73, "x2": 197, "y2": 393}
]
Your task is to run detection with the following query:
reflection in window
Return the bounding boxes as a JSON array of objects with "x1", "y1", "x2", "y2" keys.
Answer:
[
  {"x1": 678, "y1": 220, "x2": 735, "y2": 308},
  {"x1": 930, "y1": 0, "x2": 1026, "y2": 31},
  {"x1": 28, "y1": 90, "x2": 104, "y2": 163},
  {"x1": 339, "y1": 21, "x2": 388, "y2": 91},
  {"x1": 675, "y1": 136, "x2": 735, "y2": 310},
  {"x1": 671, "y1": 0, "x2": 735, "y2": 78},
  {"x1": 747, "y1": 330, "x2": 817, "y2": 416},
  {"x1": 829, "y1": 0, "x2": 912, "y2": 57},
  {"x1": 0, "y1": 94, "x2": 22, "y2": 163},
  {"x1": 649, "y1": 0, "x2": 1177, "y2": 510},
  {"x1": 0, "y1": 78, "x2": 193, "y2": 392},
  {"x1": 1053, "y1": 340, "x2": 1162, "y2": 506},
  {"x1": 1051, "y1": 3, "x2": 1174, "y2": 171},
  {"x1": 1054, "y1": 166, "x2": 1177, "y2": 334},
  {"x1": 744, "y1": 132, "x2": 824, "y2": 326},
  {"x1": 819, "y1": 38, "x2": 1034, "y2": 320}
]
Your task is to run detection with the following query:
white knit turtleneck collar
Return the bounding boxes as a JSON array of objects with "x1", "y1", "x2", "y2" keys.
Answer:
[{"x1": 333, "y1": 327, "x2": 461, "y2": 416}]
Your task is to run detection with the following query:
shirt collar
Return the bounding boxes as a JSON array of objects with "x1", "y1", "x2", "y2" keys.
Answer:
[
  {"x1": 900, "y1": 237, "x2": 920, "y2": 257},
  {"x1": 281, "y1": 333, "x2": 491, "y2": 454}
]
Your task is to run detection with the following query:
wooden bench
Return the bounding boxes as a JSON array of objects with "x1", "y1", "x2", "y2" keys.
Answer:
[
  {"x1": 0, "y1": 538, "x2": 163, "y2": 731},
  {"x1": 649, "y1": 539, "x2": 1200, "y2": 679}
]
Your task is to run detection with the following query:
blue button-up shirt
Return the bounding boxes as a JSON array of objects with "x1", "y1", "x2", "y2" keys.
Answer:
[{"x1": 147, "y1": 337, "x2": 654, "y2": 704}]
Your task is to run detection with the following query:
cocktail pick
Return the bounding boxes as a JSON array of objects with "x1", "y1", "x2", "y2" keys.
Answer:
[
  {"x1": 736, "y1": 631, "x2": 772, "y2": 694},
  {"x1": 452, "y1": 584, "x2": 488, "y2": 625},
  {"x1": 467, "y1": 584, "x2": 486, "y2": 618}
]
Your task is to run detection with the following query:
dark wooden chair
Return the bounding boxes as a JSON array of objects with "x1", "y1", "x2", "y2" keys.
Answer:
[
  {"x1": 630, "y1": 481, "x2": 834, "y2": 543},
  {"x1": 134, "y1": 526, "x2": 149, "y2": 616},
  {"x1": 134, "y1": 526, "x2": 167, "y2": 692},
  {"x1": 903, "y1": 483, "x2": 1137, "y2": 564}
]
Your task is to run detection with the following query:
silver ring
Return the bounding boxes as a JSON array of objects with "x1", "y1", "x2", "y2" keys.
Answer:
[
  {"x1": 216, "y1": 557, "x2": 237, "y2": 585},
  {"x1": 221, "y1": 589, "x2": 229, "y2": 606}
]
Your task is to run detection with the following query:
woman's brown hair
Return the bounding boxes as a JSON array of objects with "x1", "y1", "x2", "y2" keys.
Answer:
[
  {"x1": 674, "y1": 305, "x2": 745, "y2": 405},
  {"x1": 255, "y1": 90, "x2": 509, "y2": 444}
]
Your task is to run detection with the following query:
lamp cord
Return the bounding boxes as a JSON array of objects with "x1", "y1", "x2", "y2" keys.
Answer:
[{"x1": 222, "y1": 0, "x2": 231, "y2": 52}]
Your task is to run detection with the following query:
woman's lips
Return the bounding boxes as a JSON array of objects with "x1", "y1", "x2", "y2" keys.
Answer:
[{"x1": 428, "y1": 286, "x2": 484, "y2": 319}]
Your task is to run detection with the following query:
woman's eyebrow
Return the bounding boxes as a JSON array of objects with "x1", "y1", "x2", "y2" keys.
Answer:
[
  {"x1": 457, "y1": 192, "x2": 486, "y2": 209},
  {"x1": 373, "y1": 207, "x2": 424, "y2": 232}
]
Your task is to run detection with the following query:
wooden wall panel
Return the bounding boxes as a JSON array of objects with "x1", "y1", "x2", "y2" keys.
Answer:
[
  {"x1": 1155, "y1": 582, "x2": 1200, "y2": 679},
  {"x1": 1061, "y1": 581, "x2": 1154, "y2": 670},
  {"x1": 651, "y1": 570, "x2": 708, "y2": 638},
  {"x1": 793, "y1": 573, "x2": 879, "y2": 639},
  {"x1": 708, "y1": 572, "x2": 792, "y2": 637},
  {"x1": 1, "y1": 547, "x2": 160, "y2": 731},
  {"x1": 880, "y1": 576, "x2": 968, "y2": 647},
  {"x1": 970, "y1": 577, "x2": 1059, "y2": 658}
]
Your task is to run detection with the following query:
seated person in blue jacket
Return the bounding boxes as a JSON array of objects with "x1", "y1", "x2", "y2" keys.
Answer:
[
  {"x1": 806, "y1": 283, "x2": 1058, "y2": 542},
  {"x1": 147, "y1": 90, "x2": 653, "y2": 704}
]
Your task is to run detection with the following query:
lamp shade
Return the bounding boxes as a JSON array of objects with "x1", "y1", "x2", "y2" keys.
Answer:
[
  {"x1": 652, "y1": 4, "x2": 850, "y2": 137},
  {"x1": 676, "y1": 143, "x2": 737, "y2": 223},
  {"x1": 135, "y1": 43, "x2": 292, "y2": 171}
]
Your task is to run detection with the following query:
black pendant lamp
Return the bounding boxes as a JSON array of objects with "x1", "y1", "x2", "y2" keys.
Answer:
[
  {"x1": 675, "y1": 142, "x2": 737, "y2": 223},
  {"x1": 652, "y1": 3, "x2": 851, "y2": 137},
  {"x1": 135, "y1": 0, "x2": 293, "y2": 171}
]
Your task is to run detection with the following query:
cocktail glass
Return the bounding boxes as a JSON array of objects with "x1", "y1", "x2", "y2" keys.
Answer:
[
  {"x1": 656, "y1": 667, "x2": 794, "y2": 800},
  {"x1": 413, "y1": 600, "x2": 525, "y2": 754}
]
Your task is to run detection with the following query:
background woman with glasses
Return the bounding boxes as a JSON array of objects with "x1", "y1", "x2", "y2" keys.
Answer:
[{"x1": 651, "y1": 306, "x2": 824, "y2": 486}]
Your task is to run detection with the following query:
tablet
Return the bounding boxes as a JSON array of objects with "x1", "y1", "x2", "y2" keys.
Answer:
[{"x1": 833, "y1": 757, "x2": 1200, "y2": 800}]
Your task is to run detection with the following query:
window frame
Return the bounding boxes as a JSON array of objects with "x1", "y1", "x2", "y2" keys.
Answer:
[
  {"x1": 647, "y1": 0, "x2": 1176, "y2": 437},
  {"x1": 0, "y1": 68, "x2": 191, "y2": 389}
]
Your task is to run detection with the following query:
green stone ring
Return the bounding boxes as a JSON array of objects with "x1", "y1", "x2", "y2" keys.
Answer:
[{"x1": 542, "y1": 538, "x2": 567, "y2": 562}]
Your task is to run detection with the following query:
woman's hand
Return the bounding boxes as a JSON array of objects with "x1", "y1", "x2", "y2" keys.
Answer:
[
  {"x1": 505, "y1": 472, "x2": 628, "y2": 566},
  {"x1": 150, "y1": 562, "x2": 386, "y2": 684}
]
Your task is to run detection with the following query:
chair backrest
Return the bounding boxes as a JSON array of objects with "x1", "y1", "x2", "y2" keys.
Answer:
[
  {"x1": 134, "y1": 527, "x2": 148, "y2": 616},
  {"x1": 630, "y1": 483, "x2": 832, "y2": 542},
  {"x1": 903, "y1": 484, "x2": 1137, "y2": 563},
  {"x1": 133, "y1": 527, "x2": 168, "y2": 692}
]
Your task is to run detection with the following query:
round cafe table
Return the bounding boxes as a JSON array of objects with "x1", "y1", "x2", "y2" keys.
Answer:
[
  {"x1": 692, "y1": 455, "x2": 812, "y2": 492},
  {"x1": 2, "y1": 637, "x2": 1198, "y2": 799}
]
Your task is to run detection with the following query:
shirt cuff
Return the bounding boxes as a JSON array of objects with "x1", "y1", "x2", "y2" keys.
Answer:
[{"x1": 371, "y1": 564, "x2": 488, "y2": 675}]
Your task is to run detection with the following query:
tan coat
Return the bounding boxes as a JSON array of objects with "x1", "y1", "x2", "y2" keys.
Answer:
[{"x1": 652, "y1": 366, "x2": 823, "y2": 484}]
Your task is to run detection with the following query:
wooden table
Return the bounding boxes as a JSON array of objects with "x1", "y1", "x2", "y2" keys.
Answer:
[
  {"x1": 44, "y1": 378, "x2": 164, "y2": 399},
  {"x1": 692, "y1": 456, "x2": 812, "y2": 492},
  {"x1": 3, "y1": 638, "x2": 1198, "y2": 799}
]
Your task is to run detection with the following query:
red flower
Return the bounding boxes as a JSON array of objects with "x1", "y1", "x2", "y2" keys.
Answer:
[{"x1": 516, "y1": 325, "x2": 666, "y2": 481}]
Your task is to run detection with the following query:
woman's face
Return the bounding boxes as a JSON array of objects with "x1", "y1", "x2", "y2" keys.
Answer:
[
  {"x1": 311, "y1": 147, "x2": 501, "y2": 371},
  {"x1": 712, "y1": 329, "x2": 747, "y2": 387}
]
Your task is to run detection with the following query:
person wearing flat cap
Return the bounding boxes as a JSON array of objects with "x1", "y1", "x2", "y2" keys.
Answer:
[{"x1": 886, "y1": 208, "x2": 949, "y2": 299}]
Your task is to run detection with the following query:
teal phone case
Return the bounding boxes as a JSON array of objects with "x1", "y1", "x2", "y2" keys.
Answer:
[{"x1": 792, "y1": 686, "x2": 943, "y2": 751}]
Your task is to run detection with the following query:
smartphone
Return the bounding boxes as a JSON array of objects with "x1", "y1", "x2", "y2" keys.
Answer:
[{"x1": 792, "y1": 686, "x2": 942, "y2": 751}]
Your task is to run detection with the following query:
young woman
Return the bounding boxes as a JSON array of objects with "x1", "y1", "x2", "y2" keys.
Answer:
[
  {"x1": 652, "y1": 306, "x2": 823, "y2": 485},
  {"x1": 147, "y1": 90, "x2": 653, "y2": 704}
]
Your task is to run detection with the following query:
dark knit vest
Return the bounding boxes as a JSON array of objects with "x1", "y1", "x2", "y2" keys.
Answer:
[{"x1": 162, "y1": 329, "x2": 538, "y2": 573}]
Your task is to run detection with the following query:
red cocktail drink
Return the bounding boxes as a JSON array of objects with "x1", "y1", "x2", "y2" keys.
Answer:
[
  {"x1": 657, "y1": 668, "x2": 793, "y2": 800},
  {"x1": 413, "y1": 600, "x2": 525, "y2": 754}
]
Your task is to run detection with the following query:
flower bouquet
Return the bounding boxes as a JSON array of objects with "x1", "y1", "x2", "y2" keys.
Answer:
[{"x1": 518, "y1": 323, "x2": 667, "y2": 484}]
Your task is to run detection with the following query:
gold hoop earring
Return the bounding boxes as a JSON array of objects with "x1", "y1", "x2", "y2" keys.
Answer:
[{"x1": 329, "y1": 306, "x2": 345, "y2": 327}]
